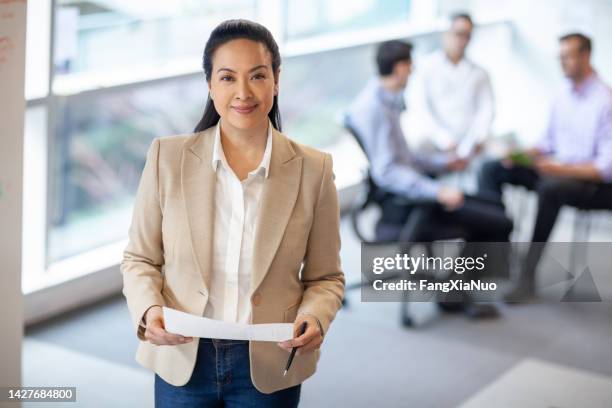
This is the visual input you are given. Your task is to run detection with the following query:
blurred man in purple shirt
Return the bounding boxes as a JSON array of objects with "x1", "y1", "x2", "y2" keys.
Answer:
[{"x1": 478, "y1": 33, "x2": 612, "y2": 302}]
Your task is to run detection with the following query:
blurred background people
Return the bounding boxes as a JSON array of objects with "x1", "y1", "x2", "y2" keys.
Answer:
[
  {"x1": 408, "y1": 13, "x2": 494, "y2": 159},
  {"x1": 478, "y1": 33, "x2": 612, "y2": 301},
  {"x1": 346, "y1": 40, "x2": 512, "y2": 318},
  {"x1": 347, "y1": 40, "x2": 464, "y2": 206}
]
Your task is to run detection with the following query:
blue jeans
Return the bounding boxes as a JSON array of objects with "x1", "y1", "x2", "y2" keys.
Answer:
[{"x1": 155, "y1": 338, "x2": 301, "y2": 407}]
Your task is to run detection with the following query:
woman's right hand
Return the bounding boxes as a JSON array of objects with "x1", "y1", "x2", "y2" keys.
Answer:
[{"x1": 144, "y1": 305, "x2": 194, "y2": 345}]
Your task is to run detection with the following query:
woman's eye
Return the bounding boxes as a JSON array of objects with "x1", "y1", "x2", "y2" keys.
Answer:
[
  {"x1": 220, "y1": 76, "x2": 234, "y2": 81},
  {"x1": 252, "y1": 73, "x2": 265, "y2": 80}
]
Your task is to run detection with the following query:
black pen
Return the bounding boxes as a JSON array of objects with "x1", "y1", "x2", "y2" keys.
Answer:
[{"x1": 283, "y1": 321, "x2": 307, "y2": 377}]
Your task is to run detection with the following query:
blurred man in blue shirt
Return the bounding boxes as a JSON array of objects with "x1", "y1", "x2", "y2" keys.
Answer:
[
  {"x1": 478, "y1": 33, "x2": 612, "y2": 302},
  {"x1": 348, "y1": 41, "x2": 467, "y2": 204}
]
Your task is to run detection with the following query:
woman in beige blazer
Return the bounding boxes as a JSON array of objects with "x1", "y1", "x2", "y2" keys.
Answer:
[{"x1": 120, "y1": 19, "x2": 345, "y2": 407}]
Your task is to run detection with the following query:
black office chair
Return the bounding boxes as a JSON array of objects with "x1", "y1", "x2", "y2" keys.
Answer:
[
  {"x1": 343, "y1": 114, "x2": 436, "y2": 242},
  {"x1": 342, "y1": 114, "x2": 469, "y2": 326}
]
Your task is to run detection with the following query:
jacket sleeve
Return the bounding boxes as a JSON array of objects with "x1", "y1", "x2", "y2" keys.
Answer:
[
  {"x1": 297, "y1": 153, "x2": 345, "y2": 336},
  {"x1": 120, "y1": 138, "x2": 167, "y2": 341}
]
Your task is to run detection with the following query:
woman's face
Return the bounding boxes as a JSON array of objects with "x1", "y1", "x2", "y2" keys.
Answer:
[{"x1": 208, "y1": 39, "x2": 278, "y2": 132}]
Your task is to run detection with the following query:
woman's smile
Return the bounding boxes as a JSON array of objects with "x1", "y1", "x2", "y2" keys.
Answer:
[{"x1": 232, "y1": 104, "x2": 259, "y2": 114}]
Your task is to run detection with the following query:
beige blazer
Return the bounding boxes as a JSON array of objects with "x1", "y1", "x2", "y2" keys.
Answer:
[{"x1": 120, "y1": 126, "x2": 345, "y2": 393}]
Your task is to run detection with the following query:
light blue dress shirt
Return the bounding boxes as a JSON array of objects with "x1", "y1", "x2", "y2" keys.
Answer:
[{"x1": 347, "y1": 77, "x2": 450, "y2": 200}]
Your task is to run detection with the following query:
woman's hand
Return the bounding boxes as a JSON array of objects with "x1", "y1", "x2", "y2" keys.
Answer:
[
  {"x1": 277, "y1": 314, "x2": 323, "y2": 356},
  {"x1": 144, "y1": 306, "x2": 194, "y2": 346}
]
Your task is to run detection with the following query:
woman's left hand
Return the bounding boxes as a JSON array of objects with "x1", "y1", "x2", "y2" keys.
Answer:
[{"x1": 277, "y1": 314, "x2": 322, "y2": 355}]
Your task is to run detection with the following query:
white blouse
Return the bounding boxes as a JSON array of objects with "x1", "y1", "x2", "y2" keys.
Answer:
[
  {"x1": 203, "y1": 119, "x2": 273, "y2": 324},
  {"x1": 408, "y1": 50, "x2": 494, "y2": 154}
]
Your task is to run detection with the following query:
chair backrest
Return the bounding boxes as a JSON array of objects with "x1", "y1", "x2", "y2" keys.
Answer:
[
  {"x1": 342, "y1": 113, "x2": 391, "y2": 208},
  {"x1": 342, "y1": 112, "x2": 441, "y2": 243},
  {"x1": 342, "y1": 113, "x2": 369, "y2": 161}
]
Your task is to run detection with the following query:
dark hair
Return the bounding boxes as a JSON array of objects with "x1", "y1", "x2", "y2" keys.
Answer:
[
  {"x1": 560, "y1": 32, "x2": 592, "y2": 53},
  {"x1": 194, "y1": 19, "x2": 282, "y2": 133},
  {"x1": 376, "y1": 40, "x2": 413, "y2": 76},
  {"x1": 450, "y1": 12, "x2": 473, "y2": 26}
]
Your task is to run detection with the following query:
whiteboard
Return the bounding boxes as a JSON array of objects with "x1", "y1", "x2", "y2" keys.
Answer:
[{"x1": 0, "y1": 0, "x2": 27, "y2": 391}]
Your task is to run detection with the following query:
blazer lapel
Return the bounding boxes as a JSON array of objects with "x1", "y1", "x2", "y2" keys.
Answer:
[
  {"x1": 181, "y1": 128, "x2": 216, "y2": 291},
  {"x1": 250, "y1": 129, "x2": 302, "y2": 296}
]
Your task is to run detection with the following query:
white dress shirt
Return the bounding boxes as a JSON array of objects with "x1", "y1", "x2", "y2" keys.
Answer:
[
  {"x1": 408, "y1": 50, "x2": 494, "y2": 154},
  {"x1": 203, "y1": 119, "x2": 273, "y2": 324}
]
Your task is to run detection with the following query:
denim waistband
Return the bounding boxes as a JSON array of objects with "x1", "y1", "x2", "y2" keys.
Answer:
[{"x1": 199, "y1": 338, "x2": 249, "y2": 345}]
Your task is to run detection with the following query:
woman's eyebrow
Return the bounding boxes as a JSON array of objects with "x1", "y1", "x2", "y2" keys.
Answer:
[
  {"x1": 216, "y1": 65, "x2": 269, "y2": 74},
  {"x1": 249, "y1": 65, "x2": 269, "y2": 72}
]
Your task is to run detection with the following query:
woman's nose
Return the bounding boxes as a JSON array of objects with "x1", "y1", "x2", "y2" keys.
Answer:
[{"x1": 235, "y1": 79, "x2": 253, "y2": 100}]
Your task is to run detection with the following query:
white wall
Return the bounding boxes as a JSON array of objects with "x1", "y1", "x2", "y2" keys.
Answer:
[{"x1": 0, "y1": 0, "x2": 27, "y2": 403}]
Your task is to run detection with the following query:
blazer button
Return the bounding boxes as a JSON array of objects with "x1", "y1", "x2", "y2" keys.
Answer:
[{"x1": 252, "y1": 293, "x2": 261, "y2": 306}]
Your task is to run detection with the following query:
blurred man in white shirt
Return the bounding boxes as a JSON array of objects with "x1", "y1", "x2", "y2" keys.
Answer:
[{"x1": 408, "y1": 13, "x2": 494, "y2": 159}]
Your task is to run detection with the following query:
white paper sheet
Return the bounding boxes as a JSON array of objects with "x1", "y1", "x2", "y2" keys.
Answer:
[{"x1": 162, "y1": 307, "x2": 294, "y2": 342}]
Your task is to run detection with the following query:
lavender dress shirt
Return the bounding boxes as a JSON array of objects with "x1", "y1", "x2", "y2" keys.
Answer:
[{"x1": 536, "y1": 72, "x2": 612, "y2": 182}]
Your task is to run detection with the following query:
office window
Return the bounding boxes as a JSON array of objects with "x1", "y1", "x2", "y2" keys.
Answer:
[
  {"x1": 42, "y1": 0, "x2": 421, "y2": 267},
  {"x1": 47, "y1": 1, "x2": 258, "y2": 264},
  {"x1": 48, "y1": 76, "x2": 205, "y2": 262},
  {"x1": 23, "y1": 106, "x2": 48, "y2": 286},
  {"x1": 284, "y1": 0, "x2": 412, "y2": 40},
  {"x1": 25, "y1": 0, "x2": 52, "y2": 100},
  {"x1": 54, "y1": 0, "x2": 257, "y2": 77},
  {"x1": 280, "y1": 44, "x2": 377, "y2": 148}
]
